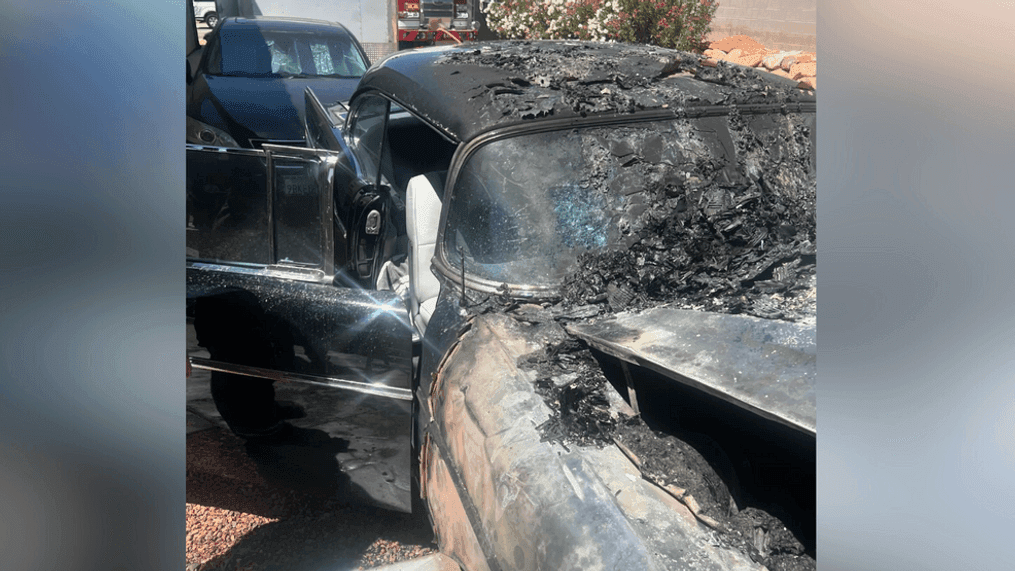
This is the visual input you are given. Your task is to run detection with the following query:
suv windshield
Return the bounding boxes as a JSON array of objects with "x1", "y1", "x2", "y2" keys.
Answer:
[
  {"x1": 211, "y1": 28, "x2": 368, "y2": 78},
  {"x1": 441, "y1": 113, "x2": 815, "y2": 291}
]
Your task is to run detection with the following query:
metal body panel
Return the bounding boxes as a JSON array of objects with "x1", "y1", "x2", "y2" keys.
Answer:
[
  {"x1": 423, "y1": 442, "x2": 494, "y2": 571},
  {"x1": 187, "y1": 266, "x2": 412, "y2": 388},
  {"x1": 186, "y1": 265, "x2": 414, "y2": 512},
  {"x1": 567, "y1": 307, "x2": 816, "y2": 435},
  {"x1": 420, "y1": 311, "x2": 765, "y2": 571},
  {"x1": 190, "y1": 317, "x2": 414, "y2": 512}
]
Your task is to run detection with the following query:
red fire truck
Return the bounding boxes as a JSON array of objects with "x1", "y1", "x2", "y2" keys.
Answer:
[{"x1": 396, "y1": 0, "x2": 481, "y2": 49}]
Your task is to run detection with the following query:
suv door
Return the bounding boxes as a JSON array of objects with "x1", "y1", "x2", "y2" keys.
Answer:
[{"x1": 186, "y1": 141, "x2": 414, "y2": 513}]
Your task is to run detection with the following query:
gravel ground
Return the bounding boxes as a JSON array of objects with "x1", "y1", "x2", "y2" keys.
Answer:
[{"x1": 186, "y1": 427, "x2": 437, "y2": 571}]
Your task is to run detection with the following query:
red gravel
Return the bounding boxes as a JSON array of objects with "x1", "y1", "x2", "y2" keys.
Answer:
[
  {"x1": 708, "y1": 35, "x2": 768, "y2": 56},
  {"x1": 705, "y1": 35, "x2": 816, "y2": 90},
  {"x1": 187, "y1": 427, "x2": 437, "y2": 571}
]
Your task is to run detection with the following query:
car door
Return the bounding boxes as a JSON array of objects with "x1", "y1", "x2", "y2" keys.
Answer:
[{"x1": 186, "y1": 140, "x2": 415, "y2": 513}]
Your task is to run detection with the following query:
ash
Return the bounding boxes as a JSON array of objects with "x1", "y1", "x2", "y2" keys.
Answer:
[
  {"x1": 559, "y1": 107, "x2": 817, "y2": 322},
  {"x1": 518, "y1": 337, "x2": 618, "y2": 447}
]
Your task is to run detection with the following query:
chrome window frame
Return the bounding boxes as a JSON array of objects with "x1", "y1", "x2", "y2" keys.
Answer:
[{"x1": 186, "y1": 143, "x2": 341, "y2": 284}]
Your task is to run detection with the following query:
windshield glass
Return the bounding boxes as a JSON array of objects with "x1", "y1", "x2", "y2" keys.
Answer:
[
  {"x1": 443, "y1": 128, "x2": 621, "y2": 287},
  {"x1": 441, "y1": 114, "x2": 814, "y2": 290},
  {"x1": 215, "y1": 28, "x2": 368, "y2": 78}
]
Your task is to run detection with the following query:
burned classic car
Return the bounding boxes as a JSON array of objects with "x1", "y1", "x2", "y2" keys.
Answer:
[{"x1": 187, "y1": 41, "x2": 816, "y2": 571}]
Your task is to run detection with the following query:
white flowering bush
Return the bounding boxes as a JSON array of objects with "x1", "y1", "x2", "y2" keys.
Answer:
[{"x1": 484, "y1": 0, "x2": 718, "y2": 52}]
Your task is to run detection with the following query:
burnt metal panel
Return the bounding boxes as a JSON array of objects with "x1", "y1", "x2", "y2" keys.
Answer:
[
  {"x1": 567, "y1": 307, "x2": 816, "y2": 435},
  {"x1": 423, "y1": 312, "x2": 767, "y2": 570}
]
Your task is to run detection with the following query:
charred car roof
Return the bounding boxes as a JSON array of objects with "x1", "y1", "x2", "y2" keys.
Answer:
[{"x1": 357, "y1": 40, "x2": 816, "y2": 143}]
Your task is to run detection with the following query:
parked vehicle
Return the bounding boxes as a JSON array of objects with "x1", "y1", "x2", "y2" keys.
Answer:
[
  {"x1": 186, "y1": 16, "x2": 370, "y2": 148},
  {"x1": 216, "y1": 0, "x2": 399, "y2": 62},
  {"x1": 396, "y1": 0, "x2": 481, "y2": 49},
  {"x1": 194, "y1": 0, "x2": 219, "y2": 28},
  {"x1": 187, "y1": 41, "x2": 817, "y2": 571}
]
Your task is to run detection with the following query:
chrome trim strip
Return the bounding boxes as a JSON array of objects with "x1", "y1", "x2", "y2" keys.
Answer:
[
  {"x1": 265, "y1": 147, "x2": 276, "y2": 263},
  {"x1": 322, "y1": 162, "x2": 335, "y2": 277},
  {"x1": 430, "y1": 255, "x2": 555, "y2": 300},
  {"x1": 261, "y1": 144, "x2": 343, "y2": 159},
  {"x1": 185, "y1": 143, "x2": 265, "y2": 156},
  {"x1": 358, "y1": 88, "x2": 461, "y2": 146},
  {"x1": 190, "y1": 357, "x2": 414, "y2": 401},
  {"x1": 433, "y1": 103, "x2": 816, "y2": 297},
  {"x1": 187, "y1": 260, "x2": 331, "y2": 284},
  {"x1": 252, "y1": 139, "x2": 306, "y2": 148},
  {"x1": 304, "y1": 86, "x2": 344, "y2": 144}
]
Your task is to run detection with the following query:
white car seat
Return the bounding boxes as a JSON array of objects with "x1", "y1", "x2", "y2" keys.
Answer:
[{"x1": 405, "y1": 172, "x2": 445, "y2": 336}]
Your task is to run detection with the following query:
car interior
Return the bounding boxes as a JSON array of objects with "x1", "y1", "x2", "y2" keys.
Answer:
[{"x1": 372, "y1": 112, "x2": 457, "y2": 337}]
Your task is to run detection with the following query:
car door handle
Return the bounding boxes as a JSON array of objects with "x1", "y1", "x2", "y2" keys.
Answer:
[{"x1": 365, "y1": 209, "x2": 381, "y2": 235}]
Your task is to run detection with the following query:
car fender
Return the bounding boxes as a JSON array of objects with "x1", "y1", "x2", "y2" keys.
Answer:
[{"x1": 422, "y1": 311, "x2": 764, "y2": 570}]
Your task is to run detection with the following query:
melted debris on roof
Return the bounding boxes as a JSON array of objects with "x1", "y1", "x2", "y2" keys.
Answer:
[{"x1": 436, "y1": 41, "x2": 812, "y2": 122}]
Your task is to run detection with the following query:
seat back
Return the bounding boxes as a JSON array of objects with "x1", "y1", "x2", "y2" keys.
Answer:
[{"x1": 405, "y1": 171, "x2": 445, "y2": 333}]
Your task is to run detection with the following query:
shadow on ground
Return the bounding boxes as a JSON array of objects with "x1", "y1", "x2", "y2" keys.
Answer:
[{"x1": 187, "y1": 427, "x2": 435, "y2": 571}]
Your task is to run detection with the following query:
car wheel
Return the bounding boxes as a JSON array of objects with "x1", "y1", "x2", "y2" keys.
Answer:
[{"x1": 204, "y1": 12, "x2": 218, "y2": 28}]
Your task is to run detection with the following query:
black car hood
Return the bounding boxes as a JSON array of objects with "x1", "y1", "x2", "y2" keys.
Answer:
[{"x1": 200, "y1": 75, "x2": 359, "y2": 144}]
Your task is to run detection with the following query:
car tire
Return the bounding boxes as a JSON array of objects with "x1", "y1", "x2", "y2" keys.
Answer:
[{"x1": 204, "y1": 12, "x2": 218, "y2": 28}]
